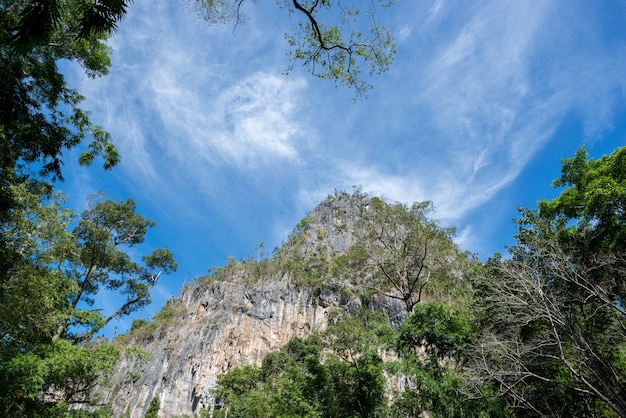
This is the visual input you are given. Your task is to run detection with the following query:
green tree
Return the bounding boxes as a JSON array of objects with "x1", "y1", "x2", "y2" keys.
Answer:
[
  {"x1": 393, "y1": 302, "x2": 508, "y2": 418},
  {"x1": 538, "y1": 145, "x2": 626, "y2": 254},
  {"x1": 1, "y1": 3, "x2": 121, "y2": 345},
  {"x1": 0, "y1": 339, "x2": 119, "y2": 416},
  {"x1": 347, "y1": 199, "x2": 463, "y2": 314},
  {"x1": 469, "y1": 146, "x2": 626, "y2": 417},
  {"x1": 0, "y1": 183, "x2": 75, "y2": 351},
  {"x1": 13, "y1": 0, "x2": 129, "y2": 47},
  {"x1": 54, "y1": 195, "x2": 177, "y2": 343},
  {"x1": 1, "y1": 0, "x2": 119, "y2": 216},
  {"x1": 281, "y1": 0, "x2": 396, "y2": 95},
  {"x1": 398, "y1": 302, "x2": 475, "y2": 365},
  {"x1": 0, "y1": 186, "x2": 176, "y2": 414},
  {"x1": 214, "y1": 365, "x2": 272, "y2": 418}
]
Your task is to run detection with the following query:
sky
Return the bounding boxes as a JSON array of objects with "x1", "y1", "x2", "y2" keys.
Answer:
[{"x1": 59, "y1": 0, "x2": 626, "y2": 335}]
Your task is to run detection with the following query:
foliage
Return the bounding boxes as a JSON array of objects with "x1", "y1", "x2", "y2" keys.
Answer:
[
  {"x1": 53, "y1": 195, "x2": 177, "y2": 343},
  {"x1": 124, "y1": 343, "x2": 151, "y2": 381},
  {"x1": 389, "y1": 365, "x2": 511, "y2": 418},
  {"x1": 195, "y1": 206, "x2": 337, "y2": 292},
  {"x1": 0, "y1": 16, "x2": 123, "y2": 413},
  {"x1": 143, "y1": 397, "x2": 160, "y2": 418},
  {"x1": 116, "y1": 297, "x2": 187, "y2": 344},
  {"x1": 0, "y1": 187, "x2": 175, "y2": 414},
  {"x1": 14, "y1": 0, "x2": 396, "y2": 98},
  {"x1": 391, "y1": 302, "x2": 509, "y2": 418},
  {"x1": 539, "y1": 145, "x2": 626, "y2": 254},
  {"x1": 468, "y1": 146, "x2": 626, "y2": 417},
  {"x1": 153, "y1": 298, "x2": 181, "y2": 326},
  {"x1": 346, "y1": 199, "x2": 465, "y2": 314},
  {"x1": 0, "y1": 339, "x2": 119, "y2": 416},
  {"x1": 125, "y1": 344, "x2": 150, "y2": 361},
  {"x1": 13, "y1": 0, "x2": 130, "y2": 48},
  {"x1": 397, "y1": 302, "x2": 475, "y2": 364},
  {"x1": 214, "y1": 309, "x2": 394, "y2": 417},
  {"x1": 0, "y1": 184, "x2": 75, "y2": 351},
  {"x1": 1, "y1": 0, "x2": 120, "y2": 219},
  {"x1": 282, "y1": 0, "x2": 396, "y2": 95},
  {"x1": 191, "y1": 0, "x2": 397, "y2": 96}
]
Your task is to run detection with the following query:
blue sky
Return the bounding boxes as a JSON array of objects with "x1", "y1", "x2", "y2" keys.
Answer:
[{"x1": 60, "y1": 0, "x2": 626, "y2": 334}]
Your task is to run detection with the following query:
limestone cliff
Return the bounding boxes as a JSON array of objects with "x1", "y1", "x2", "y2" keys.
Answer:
[{"x1": 93, "y1": 192, "x2": 406, "y2": 417}]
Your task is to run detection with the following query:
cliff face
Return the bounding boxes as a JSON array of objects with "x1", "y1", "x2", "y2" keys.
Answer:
[{"x1": 94, "y1": 193, "x2": 405, "y2": 417}]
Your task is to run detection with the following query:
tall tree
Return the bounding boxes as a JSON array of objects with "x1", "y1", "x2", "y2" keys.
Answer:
[
  {"x1": 1, "y1": 0, "x2": 119, "y2": 218},
  {"x1": 0, "y1": 183, "x2": 76, "y2": 351},
  {"x1": 54, "y1": 195, "x2": 178, "y2": 343},
  {"x1": 393, "y1": 302, "x2": 508, "y2": 418},
  {"x1": 0, "y1": 187, "x2": 176, "y2": 414},
  {"x1": 1, "y1": 0, "x2": 125, "y2": 310},
  {"x1": 470, "y1": 146, "x2": 626, "y2": 417},
  {"x1": 539, "y1": 146, "x2": 626, "y2": 251},
  {"x1": 347, "y1": 198, "x2": 463, "y2": 314}
]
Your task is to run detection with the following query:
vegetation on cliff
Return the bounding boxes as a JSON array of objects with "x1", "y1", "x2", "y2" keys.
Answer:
[{"x1": 0, "y1": 188, "x2": 176, "y2": 416}]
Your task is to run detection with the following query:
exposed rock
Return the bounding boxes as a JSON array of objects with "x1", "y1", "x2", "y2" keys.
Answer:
[
  {"x1": 96, "y1": 277, "x2": 404, "y2": 417},
  {"x1": 91, "y1": 192, "x2": 407, "y2": 417}
]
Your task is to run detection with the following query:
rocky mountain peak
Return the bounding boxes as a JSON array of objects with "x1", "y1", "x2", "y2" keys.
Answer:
[{"x1": 89, "y1": 192, "x2": 406, "y2": 417}]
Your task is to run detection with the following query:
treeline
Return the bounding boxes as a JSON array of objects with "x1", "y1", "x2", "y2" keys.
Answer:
[{"x1": 0, "y1": 0, "x2": 176, "y2": 415}]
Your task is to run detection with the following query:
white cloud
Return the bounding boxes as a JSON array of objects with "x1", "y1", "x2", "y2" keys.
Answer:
[
  {"x1": 57, "y1": 0, "x2": 626, "y2": 336},
  {"x1": 389, "y1": 0, "x2": 625, "y2": 217},
  {"x1": 71, "y1": 0, "x2": 310, "y2": 195},
  {"x1": 284, "y1": 0, "x2": 626, "y2": 230},
  {"x1": 204, "y1": 73, "x2": 307, "y2": 166},
  {"x1": 427, "y1": 0, "x2": 446, "y2": 23},
  {"x1": 144, "y1": 69, "x2": 307, "y2": 170}
]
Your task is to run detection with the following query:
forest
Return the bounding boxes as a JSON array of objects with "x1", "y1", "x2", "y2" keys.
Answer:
[{"x1": 1, "y1": 0, "x2": 625, "y2": 417}]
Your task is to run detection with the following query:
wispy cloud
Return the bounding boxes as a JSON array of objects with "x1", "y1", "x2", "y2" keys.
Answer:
[
  {"x1": 72, "y1": 0, "x2": 624, "y2": 222},
  {"x1": 271, "y1": 0, "x2": 626, "y2": 256},
  {"x1": 71, "y1": 0, "x2": 310, "y2": 194},
  {"x1": 197, "y1": 73, "x2": 306, "y2": 167},
  {"x1": 363, "y1": 0, "x2": 626, "y2": 219},
  {"x1": 60, "y1": 0, "x2": 626, "y2": 325}
]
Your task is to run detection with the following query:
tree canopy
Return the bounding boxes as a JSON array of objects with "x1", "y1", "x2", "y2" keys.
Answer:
[
  {"x1": 0, "y1": 187, "x2": 176, "y2": 415},
  {"x1": 539, "y1": 145, "x2": 626, "y2": 255},
  {"x1": 13, "y1": 0, "x2": 396, "y2": 96},
  {"x1": 345, "y1": 199, "x2": 464, "y2": 314},
  {"x1": 469, "y1": 146, "x2": 626, "y2": 417},
  {"x1": 1, "y1": 0, "x2": 119, "y2": 219}
]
